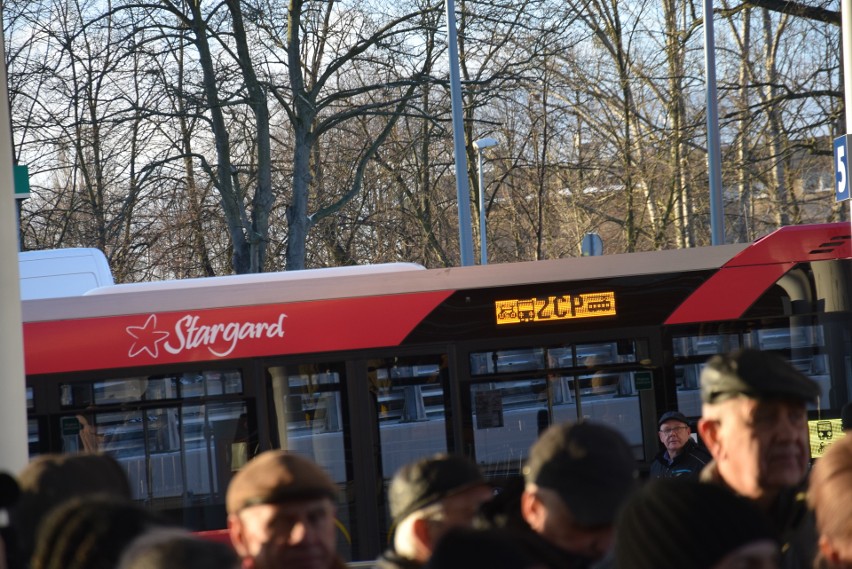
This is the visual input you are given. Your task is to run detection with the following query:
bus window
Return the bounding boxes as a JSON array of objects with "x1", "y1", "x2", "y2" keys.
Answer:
[
  {"x1": 181, "y1": 370, "x2": 243, "y2": 398},
  {"x1": 673, "y1": 333, "x2": 740, "y2": 358},
  {"x1": 368, "y1": 355, "x2": 450, "y2": 478},
  {"x1": 53, "y1": 369, "x2": 247, "y2": 530},
  {"x1": 466, "y1": 340, "x2": 647, "y2": 478},
  {"x1": 267, "y1": 363, "x2": 345, "y2": 452},
  {"x1": 266, "y1": 362, "x2": 352, "y2": 560},
  {"x1": 469, "y1": 348, "x2": 545, "y2": 376},
  {"x1": 28, "y1": 417, "x2": 40, "y2": 457},
  {"x1": 366, "y1": 354, "x2": 450, "y2": 546},
  {"x1": 673, "y1": 322, "x2": 833, "y2": 415}
]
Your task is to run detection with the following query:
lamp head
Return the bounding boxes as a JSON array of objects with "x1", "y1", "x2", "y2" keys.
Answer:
[{"x1": 473, "y1": 137, "x2": 499, "y2": 150}]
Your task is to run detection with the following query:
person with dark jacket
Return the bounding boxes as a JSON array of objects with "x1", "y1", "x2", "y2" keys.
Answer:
[
  {"x1": 650, "y1": 411, "x2": 711, "y2": 479},
  {"x1": 520, "y1": 422, "x2": 639, "y2": 568},
  {"x1": 697, "y1": 348, "x2": 821, "y2": 569},
  {"x1": 615, "y1": 479, "x2": 778, "y2": 569},
  {"x1": 375, "y1": 454, "x2": 494, "y2": 569}
]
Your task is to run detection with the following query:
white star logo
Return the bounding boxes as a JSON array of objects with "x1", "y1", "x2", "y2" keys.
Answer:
[{"x1": 126, "y1": 314, "x2": 170, "y2": 358}]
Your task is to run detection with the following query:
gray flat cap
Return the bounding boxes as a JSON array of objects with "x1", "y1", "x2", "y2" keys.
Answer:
[{"x1": 700, "y1": 348, "x2": 819, "y2": 404}]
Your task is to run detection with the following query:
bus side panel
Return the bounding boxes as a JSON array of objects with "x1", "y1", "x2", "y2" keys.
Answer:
[{"x1": 23, "y1": 291, "x2": 453, "y2": 375}]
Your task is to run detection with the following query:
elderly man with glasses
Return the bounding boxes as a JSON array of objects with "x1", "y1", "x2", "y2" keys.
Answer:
[{"x1": 650, "y1": 411, "x2": 711, "y2": 479}]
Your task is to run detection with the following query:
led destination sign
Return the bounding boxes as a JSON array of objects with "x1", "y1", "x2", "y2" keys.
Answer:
[{"x1": 495, "y1": 291, "x2": 616, "y2": 325}]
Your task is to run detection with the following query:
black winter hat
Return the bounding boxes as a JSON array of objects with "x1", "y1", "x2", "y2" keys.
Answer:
[
  {"x1": 523, "y1": 421, "x2": 638, "y2": 527},
  {"x1": 657, "y1": 411, "x2": 689, "y2": 428},
  {"x1": 615, "y1": 479, "x2": 776, "y2": 569},
  {"x1": 388, "y1": 454, "x2": 488, "y2": 523}
]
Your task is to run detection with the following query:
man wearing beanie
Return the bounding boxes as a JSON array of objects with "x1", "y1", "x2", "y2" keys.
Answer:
[
  {"x1": 375, "y1": 454, "x2": 494, "y2": 569},
  {"x1": 226, "y1": 450, "x2": 345, "y2": 569},
  {"x1": 650, "y1": 411, "x2": 711, "y2": 479},
  {"x1": 697, "y1": 348, "x2": 820, "y2": 569},
  {"x1": 521, "y1": 421, "x2": 638, "y2": 567},
  {"x1": 615, "y1": 479, "x2": 778, "y2": 569}
]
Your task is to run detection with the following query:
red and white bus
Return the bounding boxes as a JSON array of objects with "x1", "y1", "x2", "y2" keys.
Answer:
[{"x1": 21, "y1": 222, "x2": 852, "y2": 561}]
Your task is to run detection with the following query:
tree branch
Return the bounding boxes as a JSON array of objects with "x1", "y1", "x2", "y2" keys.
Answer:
[{"x1": 740, "y1": 0, "x2": 840, "y2": 25}]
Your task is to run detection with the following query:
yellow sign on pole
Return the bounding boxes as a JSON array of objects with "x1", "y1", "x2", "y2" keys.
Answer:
[{"x1": 809, "y1": 418, "x2": 847, "y2": 459}]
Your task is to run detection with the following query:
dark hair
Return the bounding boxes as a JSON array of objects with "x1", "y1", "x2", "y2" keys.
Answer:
[
  {"x1": 10, "y1": 453, "x2": 131, "y2": 564},
  {"x1": 117, "y1": 531, "x2": 240, "y2": 569},
  {"x1": 30, "y1": 495, "x2": 172, "y2": 569}
]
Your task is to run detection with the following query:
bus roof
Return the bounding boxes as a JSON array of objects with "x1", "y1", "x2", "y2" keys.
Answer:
[
  {"x1": 21, "y1": 244, "x2": 747, "y2": 323},
  {"x1": 84, "y1": 262, "x2": 426, "y2": 295}
]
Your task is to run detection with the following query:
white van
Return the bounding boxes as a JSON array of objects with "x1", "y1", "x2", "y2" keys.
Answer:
[{"x1": 18, "y1": 248, "x2": 114, "y2": 300}]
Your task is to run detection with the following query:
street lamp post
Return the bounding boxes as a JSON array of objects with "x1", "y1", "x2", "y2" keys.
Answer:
[
  {"x1": 704, "y1": 0, "x2": 725, "y2": 245},
  {"x1": 473, "y1": 137, "x2": 499, "y2": 265},
  {"x1": 445, "y1": 0, "x2": 475, "y2": 266}
]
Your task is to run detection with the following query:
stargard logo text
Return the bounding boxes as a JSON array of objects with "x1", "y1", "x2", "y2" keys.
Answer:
[{"x1": 126, "y1": 313, "x2": 287, "y2": 359}]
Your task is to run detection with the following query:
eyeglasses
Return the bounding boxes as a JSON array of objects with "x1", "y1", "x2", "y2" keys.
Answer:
[{"x1": 659, "y1": 426, "x2": 688, "y2": 435}]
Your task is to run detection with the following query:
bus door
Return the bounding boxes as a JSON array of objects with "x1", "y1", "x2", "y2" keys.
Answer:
[
  {"x1": 366, "y1": 353, "x2": 452, "y2": 551},
  {"x1": 462, "y1": 339, "x2": 652, "y2": 481},
  {"x1": 264, "y1": 361, "x2": 353, "y2": 557},
  {"x1": 54, "y1": 369, "x2": 248, "y2": 529},
  {"x1": 263, "y1": 353, "x2": 451, "y2": 560}
]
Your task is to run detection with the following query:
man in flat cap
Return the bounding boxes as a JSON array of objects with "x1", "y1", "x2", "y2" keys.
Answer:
[
  {"x1": 697, "y1": 348, "x2": 820, "y2": 569},
  {"x1": 650, "y1": 410, "x2": 711, "y2": 479},
  {"x1": 375, "y1": 454, "x2": 493, "y2": 569},
  {"x1": 226, "y1": 450, "x2": 344, "y2": 569},
  {"x1": 521, "y1": 421, "x2": 638, "y2": 567}
]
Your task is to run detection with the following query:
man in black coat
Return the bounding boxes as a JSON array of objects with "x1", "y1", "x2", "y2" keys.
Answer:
[
  {"x1": 375, "y1": 454, "x2": 494, "y2": 569},
  {"x1": 650, "y1": 411, "x2": 711, "y2": 479},
  {"x1": 697, "y1": 348, "x2": 821, "y2": 569}
]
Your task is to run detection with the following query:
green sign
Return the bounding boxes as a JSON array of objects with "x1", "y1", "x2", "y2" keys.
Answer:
[
  {"x1": 634, "y1": 370, "x2": 653, "y2": 391},
  {"x1": 60, "y1": 416, "x2": 81, "y2": 436},
  {"x1": 14, "y1": 164, "x2": 30, "y2": 199}
]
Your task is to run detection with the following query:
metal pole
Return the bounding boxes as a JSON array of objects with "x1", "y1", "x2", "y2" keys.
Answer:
[
  {"x1": 704, "y1": 0, "x2": 726, "y2": 244},
  {"x1": 478, "y1": 150, "x2": 487, "y2": 265},
  {"x1": 0, "y1": 22, "x2": 31, "y2": 473},
  {"x1": 445, "y1": 0, "x2": 474, "y2": 266},
  {"x1": 843, "y1": 0, "x2": 852, "y2": 222}
]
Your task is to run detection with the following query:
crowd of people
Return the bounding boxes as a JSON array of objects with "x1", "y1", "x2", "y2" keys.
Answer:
[{"x1": 2, "y1": 347, "x2": 852, "y2": 569}]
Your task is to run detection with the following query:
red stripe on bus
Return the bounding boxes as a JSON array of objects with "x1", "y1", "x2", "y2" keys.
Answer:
[
  {"x1": 665, "y1": 223, "x2": 852, "y2": 325},
  {"x1": 726, "y1": 222, "x2": 852, "y2": 266},
  {"x1": 24, "y1": 290, "x2": 453, "y2": 375},
  {"x1": 664, "y1": 263, "x2": 795, "y2": 325}
]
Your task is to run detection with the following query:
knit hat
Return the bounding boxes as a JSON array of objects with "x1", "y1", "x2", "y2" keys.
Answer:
[
  {"x1": 523, "y1": 421, "x2": 638, "y2": 527},
  {"x1": 226, "y1": 451, "x2": 337, "y2": 514},
  {"x1": 615, "y1": 479, "x2": 776, "y2": 569},
  {"x1": 388, "y1": 454, "x2": 488, "y2": 523},
  {"x1": 657, "y1": 411, "x2": 689, "y2": 428}
]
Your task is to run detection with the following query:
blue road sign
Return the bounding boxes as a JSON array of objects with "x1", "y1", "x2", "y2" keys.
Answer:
[{"x1": 834, "y1": 135, "x2": 851, "y2": 202}]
